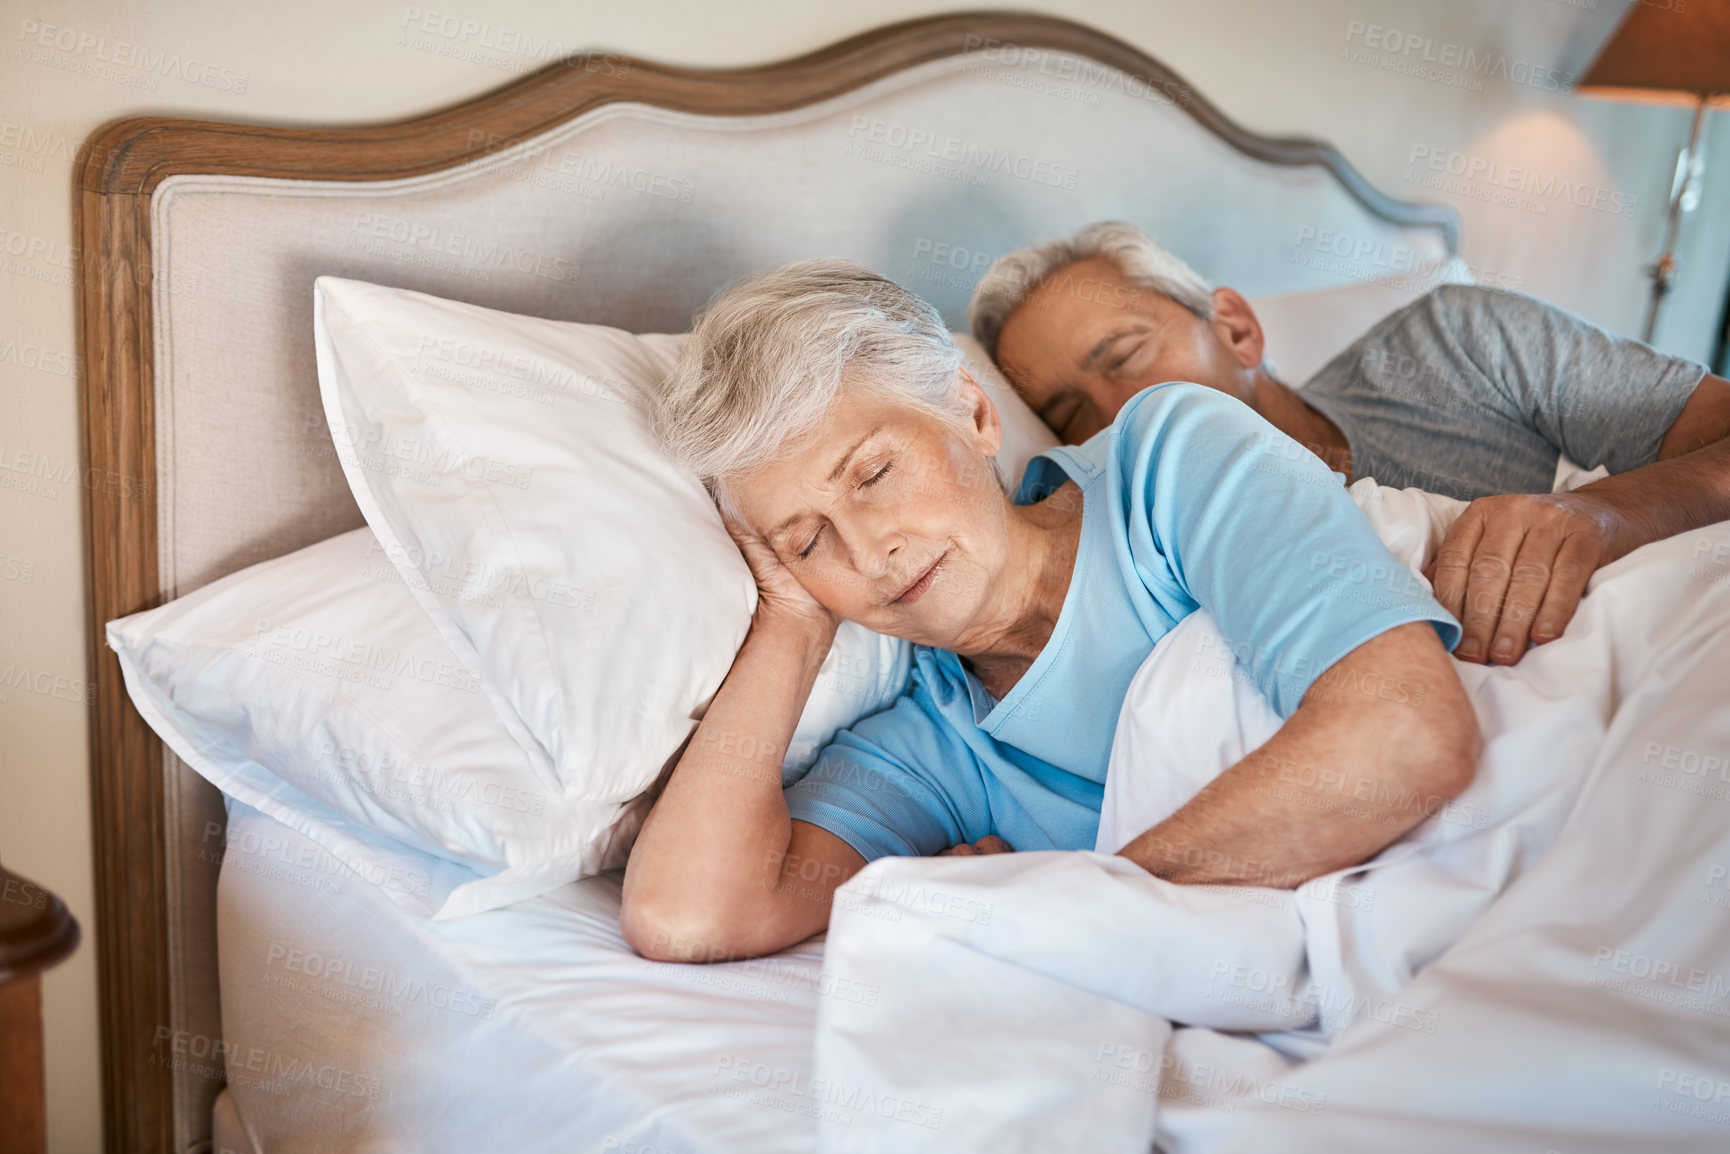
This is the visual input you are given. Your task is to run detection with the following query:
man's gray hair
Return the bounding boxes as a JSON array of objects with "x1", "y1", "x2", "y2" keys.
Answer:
[
  {"x1": 653, "y1": 258, "x2": 969, "y2": 519},
  {"x1": 967, "y1": 221, "x2": 1214, "y2": 358}
]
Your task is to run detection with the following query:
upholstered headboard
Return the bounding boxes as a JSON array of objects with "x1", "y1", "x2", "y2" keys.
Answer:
[{"x1": 76, "y1": 12, "x2": 1458, "y2": 1152}]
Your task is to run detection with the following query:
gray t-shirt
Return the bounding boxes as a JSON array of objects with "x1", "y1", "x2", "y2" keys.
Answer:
[{"x1": 1299, "y1": 284, "x2": 1708, "y2": 501}]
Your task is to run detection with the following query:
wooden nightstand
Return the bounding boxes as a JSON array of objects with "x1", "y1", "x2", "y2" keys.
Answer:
[{"x1": 0, "y1": 865, "x2": 81, "y2": 1154}]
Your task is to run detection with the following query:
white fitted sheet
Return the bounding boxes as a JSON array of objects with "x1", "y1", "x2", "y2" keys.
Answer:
[{"x1": 215, "y1": 799, "x2": 828, "y2": 1154}]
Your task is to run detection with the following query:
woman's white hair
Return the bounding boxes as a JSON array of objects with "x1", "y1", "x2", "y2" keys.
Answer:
[
  {"x1": 967, "y1": 221, "x2": 1214, "y2": 358},
  {"x1": 653, "y1": 258, "x2": 970, "y2": 520}
]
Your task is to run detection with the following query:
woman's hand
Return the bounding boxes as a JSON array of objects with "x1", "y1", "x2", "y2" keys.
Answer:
[
  {"x1": 937, "y1": 835, "x2": 1014, "y2": 857},
  {"x1": 724, "y1": 513, "x2": 839, "y2": 631}
]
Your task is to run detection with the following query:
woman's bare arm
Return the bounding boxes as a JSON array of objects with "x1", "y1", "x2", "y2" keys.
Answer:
[
  {"x1": 620, "y1": 523, "x2": 867, "y2": 963},
  {"x1": 1118, "y1": 621, "x2": 1479, "y2": 887}
]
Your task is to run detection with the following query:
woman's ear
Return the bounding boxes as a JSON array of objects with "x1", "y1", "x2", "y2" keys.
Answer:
[
  {"x1": 956, "y1": 365, "x2": 1004, "y2": 459},
  {"x1": 1209, "y1": 288, "x2": 1266, "y2": 371}
]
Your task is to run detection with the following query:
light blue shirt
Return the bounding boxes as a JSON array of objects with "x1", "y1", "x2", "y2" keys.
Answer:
[{"x1": 784, "y1": 383, "x2": 1461, "y2": 862}]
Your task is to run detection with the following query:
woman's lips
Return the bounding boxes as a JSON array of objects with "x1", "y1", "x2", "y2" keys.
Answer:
[{"x1": 894, "y1": 550, "x2": 947, "y2": 604}]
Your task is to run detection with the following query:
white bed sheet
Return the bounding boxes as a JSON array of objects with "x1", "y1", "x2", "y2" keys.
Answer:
[
  {"x1": 214, "y1": 799, "x2": 829, "y2": 1154},
  {"x1": 812, "y1": 519, "x2": 1730, "y2": 1154}
]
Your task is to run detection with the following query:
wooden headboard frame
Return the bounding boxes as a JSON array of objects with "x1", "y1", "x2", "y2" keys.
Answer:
[{"x1": 75, "y1": 10, "x2": 1458, "y2": 1151}]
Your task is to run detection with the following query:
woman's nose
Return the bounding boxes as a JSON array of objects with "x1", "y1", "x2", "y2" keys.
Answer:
[
  {"x1": 856, "y1": 540, "x2": 895, "y2": 580},
  {"x1": 843, "y1": 523, "x2": 898, "y2": 581}
]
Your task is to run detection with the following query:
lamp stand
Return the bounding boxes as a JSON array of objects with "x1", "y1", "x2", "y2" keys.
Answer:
[{"x1": 1643, "y1": 95, "x2": 1710, "y2": 344}]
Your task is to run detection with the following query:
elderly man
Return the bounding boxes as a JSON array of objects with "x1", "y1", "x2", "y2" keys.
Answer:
[{"x1": 969, "y1": 222, "x2": 1730, "y2": 665}]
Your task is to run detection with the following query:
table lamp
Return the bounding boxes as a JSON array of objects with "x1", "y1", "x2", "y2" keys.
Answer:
[{"x1": 1577, "y1": 0, "x2": 1730, "y2": 342}]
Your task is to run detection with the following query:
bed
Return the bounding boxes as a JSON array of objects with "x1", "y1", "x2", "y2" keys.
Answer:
[{"x1": 74, "y1": 12, "x2": 1470, "y2": 1153}]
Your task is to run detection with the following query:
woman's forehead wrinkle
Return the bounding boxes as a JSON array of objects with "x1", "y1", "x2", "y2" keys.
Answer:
[{"x1": 826, "y1": 428, "x2": 878, "y2": 484}]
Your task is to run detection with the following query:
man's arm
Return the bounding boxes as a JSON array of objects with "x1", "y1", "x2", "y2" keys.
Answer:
[
  {"x1": 1432, "y1": 373, "x2": 1730, "y2": 664},
  {"x1": 1118, "y1": 621, "x2": 1478, "y2": 886}
]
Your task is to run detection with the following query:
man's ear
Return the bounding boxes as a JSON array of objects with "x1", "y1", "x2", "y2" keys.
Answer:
[
  {"x1": 1209, "y1": 287, "x2": 1266, "y2": 370},
  {"x1": 956, "y1": 365, "x2": 1004, "y2": 459}
]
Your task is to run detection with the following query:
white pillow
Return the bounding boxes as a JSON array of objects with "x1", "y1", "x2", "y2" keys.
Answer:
[
  {"x1": 109, "y1": 526, "x2": 911, "y2": 919},
  {"x1": 790, "y1": 620, "x2": 912, "y2": 780},
  {"x1": 1248, "y1": 257, "x2": 1474, "y2": 387},
  {"x1": 108, "y1": 529, "x2": 605, "y2": 919}
]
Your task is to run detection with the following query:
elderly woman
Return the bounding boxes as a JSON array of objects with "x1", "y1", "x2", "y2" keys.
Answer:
[{"x1": 621, "y1": 259, "x2": 1478, "y2": 964}]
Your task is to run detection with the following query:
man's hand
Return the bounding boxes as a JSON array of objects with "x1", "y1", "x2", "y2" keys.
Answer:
[
  {"x1": 936, "y1": 835, "x2": 1014, "y2": 857},
  {"x1": 1431, "y1": 372, "x2": 1730, "y2": 665},
  {"x1": 1426, "y1": 491, "x2": 1627, "y2": 665}
]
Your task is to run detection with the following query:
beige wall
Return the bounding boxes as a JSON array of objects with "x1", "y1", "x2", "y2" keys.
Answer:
[{"x1": 1, "y1": 0, "x2": 1724, "y2": 1150}]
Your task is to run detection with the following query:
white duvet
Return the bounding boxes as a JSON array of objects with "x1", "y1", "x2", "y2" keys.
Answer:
[{"x1": 814, "y1": 483, "x2": 1730, "y2": 1154}]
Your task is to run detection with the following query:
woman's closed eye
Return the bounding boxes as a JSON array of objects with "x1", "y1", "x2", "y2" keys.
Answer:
[{"x1": 796, "y1": 461, "x2": 895, "y2": 559}]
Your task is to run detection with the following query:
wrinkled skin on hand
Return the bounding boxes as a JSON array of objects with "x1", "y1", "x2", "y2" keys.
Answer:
[{"x1": 1426, "y1": 490, "x2": 1627, "y2": 664}]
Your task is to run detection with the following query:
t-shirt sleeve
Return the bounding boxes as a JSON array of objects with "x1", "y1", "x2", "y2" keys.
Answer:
[
  {"x1": 783, "y1": 658, "x2": 992, "y2": 862},
  {"x1": 1120, "y1": 384, "x2": 1461, "y2": 717},
  {"x1": 1420, "y1": 285, "x2": 1707, "y2": 474}
]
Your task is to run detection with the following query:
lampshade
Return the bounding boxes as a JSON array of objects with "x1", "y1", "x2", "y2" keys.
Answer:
[{"x1": 1578, "y1": 0, "x2": 1730, "y2": 107}]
